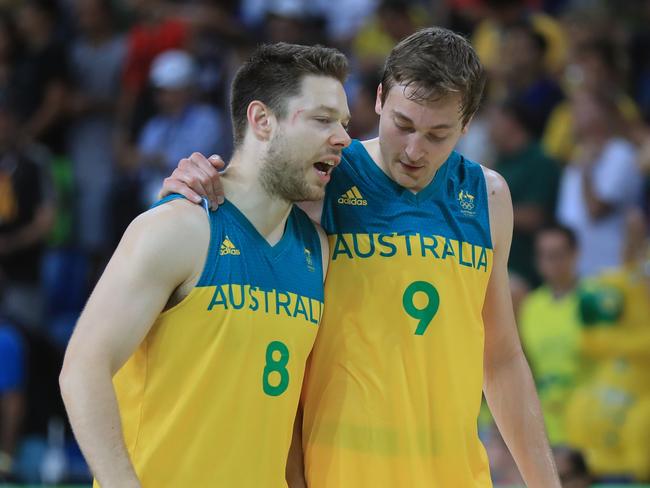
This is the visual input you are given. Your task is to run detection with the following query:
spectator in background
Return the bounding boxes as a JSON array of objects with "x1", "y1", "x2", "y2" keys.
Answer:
[
  {"x1": 134, "y1": 49, "x2": 227, "y2": 206},
  {"x1": 353, "y1": 0, "x2": 420, "y2": 71},
  {"x1": 472, "y1": 0, "x2": 568, "y2": 77},
  {"x1": 565, "y1": 208, "x2": 650, "y2": 482},
  {"x1": 0, "y1": 97, "x2": 55, "y2": 332},
  {"x1": 556, "y1": 89, "x2": 642, "y2": 277},
  {"x1": 116, "y1": 0, "x2": 189, "y2": 149},
  {"x1": 348, "y1": 70, "x2": 380, "y2": 140},
  {"x1": 67, "y1": 0, "x2": 125, "y2": 276},
  {"x1": 489, "y1": 98, "x2": 560, "y2": 286},
  {"x1": 496, "y1": 21, "x2": 564, "y2": 136},
  {"x1": 11, "y1": 0, "x2": 69, "y2": 157},
  {"x1": 519, "y1": 224, "x2": 584, "y2": 446},
  {"x1": 544, "y1": 38, "x2": 641, "y2": 164},
  {"x1": 0, "y1": 321, "x2": 25, "y2": 482},
  {"x1": 264, "y1": 4, "x2": 320, "y2": 45},
  {"x1": 628, "y1": 0, "x2": 650, "y2": 123}
]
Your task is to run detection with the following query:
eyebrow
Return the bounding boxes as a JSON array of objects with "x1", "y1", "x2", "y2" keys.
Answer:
[
  {"x1": 314, "y1": 104, "x2": 351, "y2": 123},
  {"x1": 392, "y1": 110, "x2": 454, "y2": 130}
]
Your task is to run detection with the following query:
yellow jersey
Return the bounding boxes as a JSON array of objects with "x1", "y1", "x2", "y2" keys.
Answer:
[
  {"x1": 518, "y1": 286, "x2": 584, "y2": 444},
  {"x1": 98, "y1": 197, "x2": 324, "y2": 487},
  {"x1": 566, "y1": 267, "x2": 650, "y2": 479},
  {"x1": 303, "y1": 140, "x2": 494, "y2": 487}
]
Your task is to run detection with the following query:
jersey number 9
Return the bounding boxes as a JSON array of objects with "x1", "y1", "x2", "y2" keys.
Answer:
[{"x1": 403, "y1": 281, "x2": 440, "y2": 335}]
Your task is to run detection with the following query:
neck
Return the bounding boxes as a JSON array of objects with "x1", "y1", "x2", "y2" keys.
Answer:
[
  {"x1": 549, "y1": 277, "x2": 577, "y2": 299},
  {"x1": 221, "y1": 152, "x2": 293, "y2": 245}
]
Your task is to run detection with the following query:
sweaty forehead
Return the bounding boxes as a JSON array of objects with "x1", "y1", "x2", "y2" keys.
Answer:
[{"x1": 287, "y1": 75, "x2": 349, "y2": 115}]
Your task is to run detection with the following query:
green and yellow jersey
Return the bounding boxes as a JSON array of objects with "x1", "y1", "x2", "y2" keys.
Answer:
[
  {"x1": 519, "y1": 287, "x2": 583, "y2": 445},
  {"x1": 99, "y1": 197, "x2": 324, "y2": 487},
  {"x1": 303, "y1": 140, "x2": 494, "y2": 487}
]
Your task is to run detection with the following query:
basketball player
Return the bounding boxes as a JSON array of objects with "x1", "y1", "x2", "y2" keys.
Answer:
[
  {"x1": 59, "y1": 43, "x2": 351, "y2": 487},
  {"x1": 162, "y1": 28, "x2": 560, "y2": 487}
]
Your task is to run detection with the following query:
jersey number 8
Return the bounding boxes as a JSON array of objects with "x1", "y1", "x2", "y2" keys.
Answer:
[{"x1": 263, "y1": 341, "x2": 290, "y2": 396}]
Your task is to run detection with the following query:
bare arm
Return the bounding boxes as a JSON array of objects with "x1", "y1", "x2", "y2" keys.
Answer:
[
  {"x1": 59, "y1": 200, "x2": 208, "y2": 488},
  {"x1": 481, "y1": 168, "x2": 560, "y2": 488}
]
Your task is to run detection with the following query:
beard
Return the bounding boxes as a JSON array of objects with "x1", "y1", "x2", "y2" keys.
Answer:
[{"x1": 259, "y1": 129, "x2": 323, "y2": 202}]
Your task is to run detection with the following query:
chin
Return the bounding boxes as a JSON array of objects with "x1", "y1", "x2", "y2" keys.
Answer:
[
  {"x1": 390, "y1": 170, "x2": 417, "y2": 191},
  {"x1": 290, "y1": 185, "x2": 325, "y2": 203},
  {"x1": 305, "y1": 186, "x2": 326, "y2": 202}
]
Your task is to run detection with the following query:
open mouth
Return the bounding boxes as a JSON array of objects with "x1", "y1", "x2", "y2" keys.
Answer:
[{"x1": 313, "y1": 161, "x2": 336, "y2": 176}]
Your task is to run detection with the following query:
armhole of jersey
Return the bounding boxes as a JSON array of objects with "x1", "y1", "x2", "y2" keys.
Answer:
[
  {"x1": 463, "y1": 157, "x2": 493, "y2": 250},
  {"x1": 151, "y1": 193, "x2": 210, "y2": 214},
  {"x1": 195, "y1": 204, "x2": 220, "y2": 287},
  {"x1": 477, "y1": 164, "x2": 494, "y2": 250}
]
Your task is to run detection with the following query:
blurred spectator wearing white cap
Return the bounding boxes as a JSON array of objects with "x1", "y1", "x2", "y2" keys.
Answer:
[{"x1": 134, "y1": 49, "x2": 228, "y2": 205}]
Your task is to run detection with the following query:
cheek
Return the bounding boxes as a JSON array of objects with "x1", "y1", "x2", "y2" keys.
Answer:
[{"x1": 379, "y1": 124, "x2": 405, "y2": 150}]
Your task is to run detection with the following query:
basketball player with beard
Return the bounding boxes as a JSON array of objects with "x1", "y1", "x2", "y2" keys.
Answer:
[{"x1": 59, "y1": 43, "x2": 351, "y2": 487}]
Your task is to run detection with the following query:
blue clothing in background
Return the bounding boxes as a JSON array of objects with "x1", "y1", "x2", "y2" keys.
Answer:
[{"x1": 0, "y1": 324, "x2": 25, "y2": 392}]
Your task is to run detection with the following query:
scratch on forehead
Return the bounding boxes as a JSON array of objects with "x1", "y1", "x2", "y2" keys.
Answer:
[{"x1": 292, "y1": 109, "x2": 305, "y2": 124}]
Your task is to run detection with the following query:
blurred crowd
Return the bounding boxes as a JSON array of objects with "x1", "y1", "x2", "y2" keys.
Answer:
[{"x1": 0, "y1": 0, "x2": 649, "y2": 485}]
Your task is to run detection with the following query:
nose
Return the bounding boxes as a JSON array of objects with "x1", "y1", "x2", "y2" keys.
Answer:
[
  {"x1": 404, "y1": 134, "x2": 426, "y2": 162},
  {"x1": 330, "y1": 122, "x2": 351, "y2": 149}
]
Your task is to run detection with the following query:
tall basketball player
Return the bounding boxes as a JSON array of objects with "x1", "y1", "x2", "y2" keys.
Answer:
[{"x1": 60, "y1": 43, "x2": 351, "y2": 487}]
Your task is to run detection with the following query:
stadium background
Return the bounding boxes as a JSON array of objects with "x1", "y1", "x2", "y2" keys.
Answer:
[{"x1": 0, "y1": 0, "x2": 649, "y2": 485}]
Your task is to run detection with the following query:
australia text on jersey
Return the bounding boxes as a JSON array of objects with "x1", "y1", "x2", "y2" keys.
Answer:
[
  {"x1": 206, "y1": 284, "x2": 323, "y2": 325},
  {"x1": 331, "y1": 232, "x2": 490, "y2": 271}
]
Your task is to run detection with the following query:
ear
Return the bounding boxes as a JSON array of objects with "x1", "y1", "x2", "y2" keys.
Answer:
[
  {"x1": 247, "y1": 101, "x2": 274, "y2": 141},
  {"x1": 374, "y1": 84, "x2": 383, "y2": 116}
]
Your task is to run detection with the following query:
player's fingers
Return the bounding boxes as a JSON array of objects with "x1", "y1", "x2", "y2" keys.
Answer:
[
  {"x1": 207, "y1": 154, "x2": 226, "y2": 170},
  {"x1": 173, "y1": 165, "x2": 210, "y2": 202},
  {"x1": 189, "y1": 152, "x2": 223, "y2": 208},
  {"x1": 161, "y1": 176, "x2": 202, "y2": 204},
  {"x1": 208, "y1": 155, "x2": 226, "y2": 206},
  {"x1": 159, "y1": 163, "x2": 199, "y2": 202},
  {"x1": 177, "y1": 157, "x2": 213, "y2": 201}
]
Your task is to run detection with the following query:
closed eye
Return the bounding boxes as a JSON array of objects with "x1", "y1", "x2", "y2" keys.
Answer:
[
  {"x1": 396, "y1": 123, "x2": 414, "y2": 133},
  {"x1": 427, "y1": 133, "x2": 447, "y2": 143}
]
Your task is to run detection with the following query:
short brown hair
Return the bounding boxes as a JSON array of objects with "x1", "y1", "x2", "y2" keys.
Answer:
[
  {"x1": 380, "y1": 27, "x2": 485, "y2": 127},
  {"x1": 231, "y1": 43, "x2": 348, "y2": 148}
]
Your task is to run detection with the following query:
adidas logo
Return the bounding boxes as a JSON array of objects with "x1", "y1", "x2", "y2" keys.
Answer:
[
  {"x1": 220, "y1": 236, "x2": 241, "y2": 256},
  {"x1": 337, "y1": 186, "x2": 368, "y2": 206}
]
